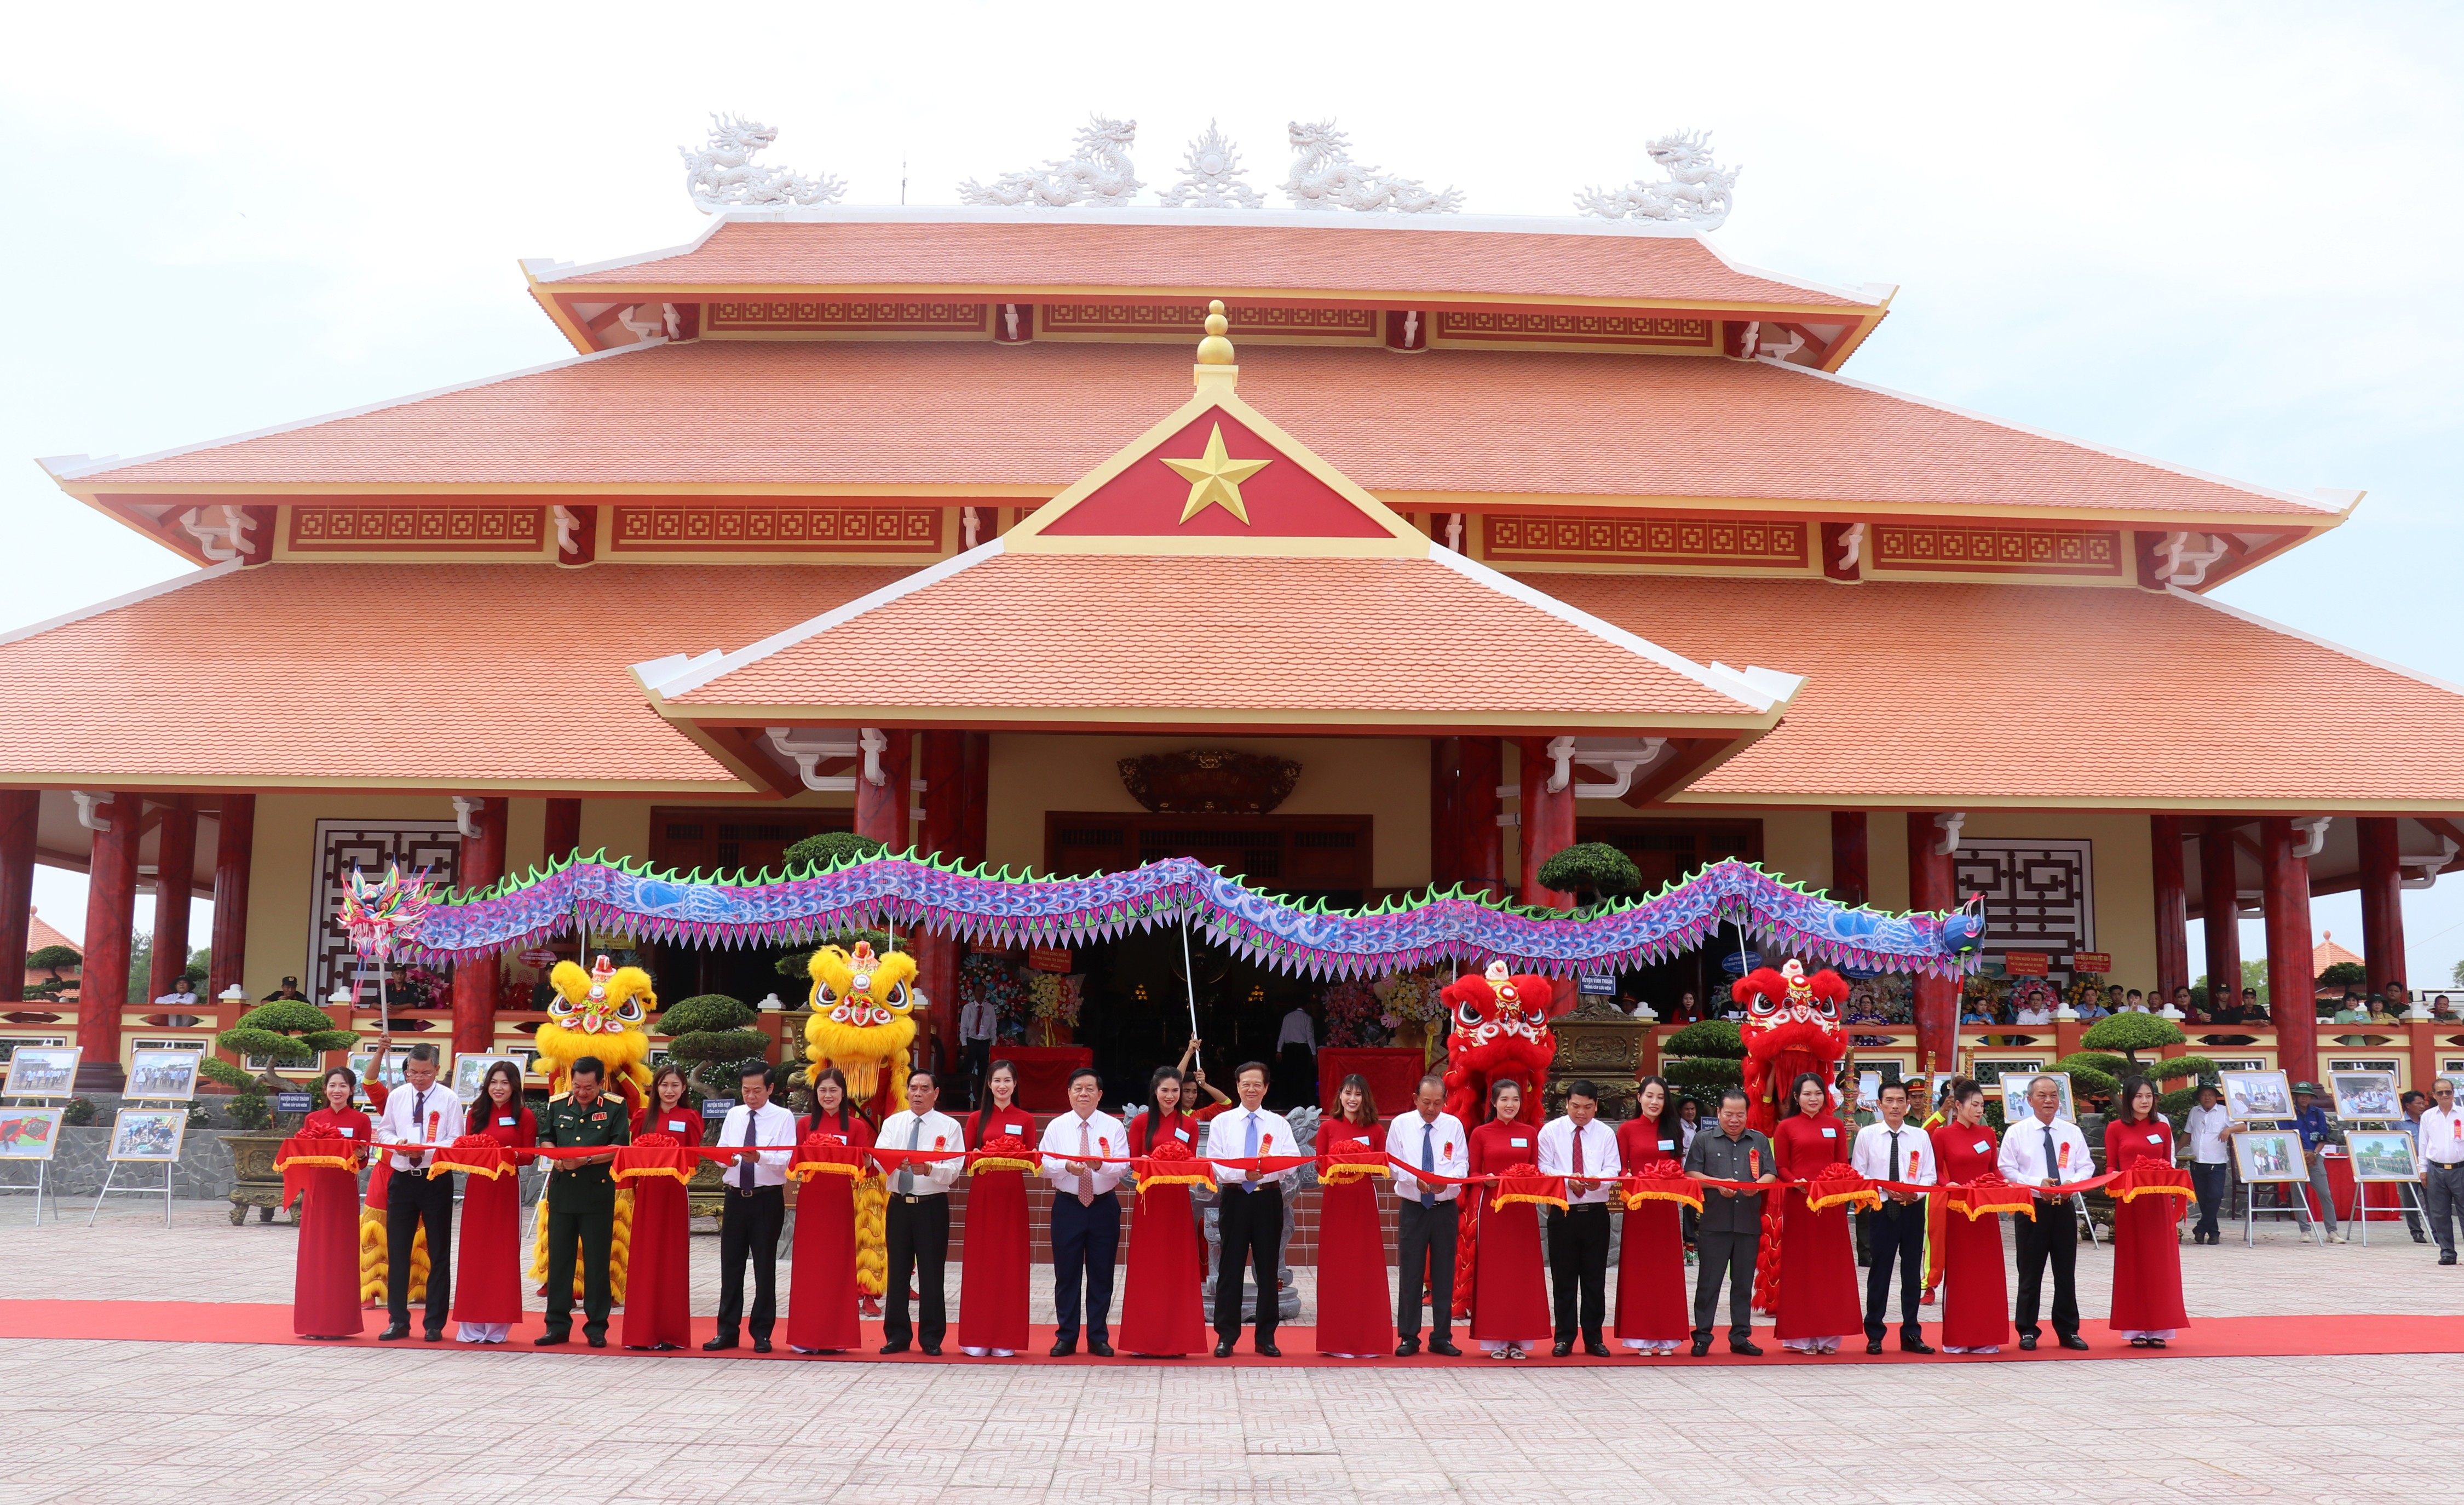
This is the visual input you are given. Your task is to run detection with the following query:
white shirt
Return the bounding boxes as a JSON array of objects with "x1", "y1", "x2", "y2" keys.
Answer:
[
  {"x1": 713, "y1": 1101, "x2": 798, "y2": 1188},
  {"x1": 1997, "y1": 1113, "x2": 2096, "y2": 1187},
  {"x1": 1679, "y1": 1117, "x2": 1700, "y2": 1153},
  {"x1": 153, "y1": 989, "x2": 198, "y2": 1008},
  {"x1": 1205, "y1": 1105, "x2": 1298, "y2": 1187},
  {"x1": 374, "y1": 1079, "x2": 467, "y2": 1173},
  {"x1": 1535, "y1": 1115, "x2": 1621, "y2": 1204},
  {"x1": 2185, "y1": 1104, "x2": 2232, "y2": 1164},
  {"x1": 2013, "y1": 1006, "x2": 2051, "y2": 1025},
  {"x1": 1276, "y1": 1008, "x2": 1317, "y2": 1051},
  {"x1": 1851, "y1": 1120, "x2": 1938, "y2": 1185},
  {"x1": 959, "y1": 997, "x2": 998, "y2": 1042},
  {"x1": 1039, "y1": 1109, "x2": 1127, "y2": 1197},
  {"x1": 1386, "y1": 1110, "x2": 1469, "y2": 1203},
  {"x1": 2419, "y1": 1105, "x2": 2464, "y2": 1166},
  {"x1": 876, "y1": 1108, "x2": 964, "y2": 1196}
]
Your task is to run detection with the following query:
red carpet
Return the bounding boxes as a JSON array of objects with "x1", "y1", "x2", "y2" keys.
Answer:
[{"x1": 2, "y1": 1301, "x2": 2455, "y2": 1364}]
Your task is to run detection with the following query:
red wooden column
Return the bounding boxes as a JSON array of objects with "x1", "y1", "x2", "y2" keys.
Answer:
[
  {"x1": 208, "y1": 795, "x2": 254, "y2": 1009},
  {"x1": 855, "y1": 729, "x2": 912, "y2": 851},
  {"x1": 148, "y1": 797, "x2": 198, "y2": 1004},
  {"x1": 1517, "y1": 737, "x2": 1575, "y2": 910},
  {"x1": 915, "y1": 731, "x2": 966, "y2": 1072},
  {"x1": 1429, "y1": 737, "x2": 1463, "y2": 890},
  {"x1": 78, "y1": 793, "x2": 141, "y2": 1090},
  {"x1": 0, "y1": 790, "x2": 36, "y2": 1004},
  {"x1": 958, "y1": 732, "x2": 991, "y2": 864},
  {"x1": 543, "y1": 797, "x2": 582, "y2": 866},
  {"x1": 451, "y1": 797, "x2": 506, "y2": 1056},
  {"x1": 2200, "y1": 819, "x2": 2243, "y2": 1016},
  {"x1": 2150, "y1": 815, "x2": 2190, "y2": 1000},
  {"x1": 2260, "y1": 817, "x2": 2317, "y2": 1080},
  {"x1": 1905, "y1": 811, "x2": 1958, "y2": 1070},
  {"x1": 1456, "y1": 737, "x2": 1503, "y2": 899},
  {"x1": 1829, "y1": 811, "x2": 1869, "y2": 906},
  {"x1": 2356, "y1": 817, "x2": 2407, "y2": 996}
]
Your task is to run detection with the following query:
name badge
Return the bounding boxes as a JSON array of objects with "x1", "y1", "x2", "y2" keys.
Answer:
[
  {"x1": 337, "y1": 1126, "x2": 355, "y2": 1138},
  {"x1": 591, "y1": 1111, "x2": 606, "y2": 1122},
  {"x1": 1509, "y1": 1136, "x2": 1528, "y2": 1148},
  {"x1": 1820, "y1": 1127, "x2": 1837, "y2": 1139},
  {"x1": 498, "y1": 1116, "x2": 515, "y2": 1127},
  {"x1": 1973, "y1": 1140, "x2": 1991, "y2": 1154},
  {"x1": 1175, "y1": 1127, "x2": 1190, "y2": 1141},
  {"x1": 1006, "y1": 1121, "x2": 1027, "y2": 1138},
  {"x1": 1658, "y1": 1139, "x2": 1674, "y2": 1150},
  {"x1": 2147, "y1": 1133, "x2": 2164, "y2": 1145},
  {"x1": 667, "y1": 1119, "x2": 686, "y2": 1132}
]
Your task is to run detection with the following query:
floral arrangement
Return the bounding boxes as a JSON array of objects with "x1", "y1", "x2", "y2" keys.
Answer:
[
  {"x1": 1026, "y1": 971, "x2": 1083, "y2": 1043},
  {"x1": 1374, "y1": 969, "x2": 1443, "y2": 1025},
  {"x1": 2065, "y1": 971, "x2": 2108, "y2": 1014},
  {"x1": 1320, "y1": 978, "x2": 1384, "y2": 1047},
  {"x1": 960, "y1": 952, "x2": 1030, "y2": 1042}
]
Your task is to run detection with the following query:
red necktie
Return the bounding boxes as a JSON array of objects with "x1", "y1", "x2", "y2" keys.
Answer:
[{"x1": 1571, "y1": 1125, "x2": 1585, "y2": 1176}]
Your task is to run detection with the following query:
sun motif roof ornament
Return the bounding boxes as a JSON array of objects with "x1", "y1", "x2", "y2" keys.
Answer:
[
  {"x1": 680, "y1": 114, "x2": 848, "y2": 212},
  {"x1": 1282, "y1": 119, "x2": 1462, "y2": 213},
  {"x1": 958, "y1": 115, "x2": 1142, "y2": 208},
  {"x1": 1159, "y1": 120, "x2": 1264, "y2": 209},
  {"x1": 1575, "y1": 130, "x2": 1740, "y2": 229}
]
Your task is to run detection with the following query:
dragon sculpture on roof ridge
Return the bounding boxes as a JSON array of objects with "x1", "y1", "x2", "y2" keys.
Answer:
[
  {"x1": 680, "y1": 114, "x2": 847, "y2": 212},
  {"x1": 1575, "y1": 129, "x2": 1740, "y2": 229}
]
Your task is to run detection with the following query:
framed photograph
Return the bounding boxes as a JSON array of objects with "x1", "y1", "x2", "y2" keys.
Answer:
[
  {"x1": 2232, "y1": 1129, "x2": 2307, "y2": 1183},
  {"x1": 0, "y1": 1107, "x2": 65, "y2": 1160},
  {"x1": 1998, "y1": 1071, "x2": 2076, "y2": 1123},
  {"x1": 107, "y1": 1108, "x2": 187, "y2": 1162},
  {"x1": 1856, "y1": 1070, "x2": 1882, "y2": 1111},
  {"x1": 2, "y1": 1045, "x2": 81, "y2": 1098},
  {"x1": 347, "y1": 1047, "x2": 417, "y2": 1103},
  {"x1": 2347, "y1": 1131, "x2": 2421, "y2": 1182},
  {"x1": 450, "y1": 1053, "x2": 522, "y2": 1105},
  {"x1": 2220, "y1": 1069, "x2": 2294, "y2": 1123},
  {"x1": 125, "y1": 1048, "x2": 203, "y2": 1102},
  {"x1": 2329, "y1": 1071, "x2": 2401, "y2": 1122}
]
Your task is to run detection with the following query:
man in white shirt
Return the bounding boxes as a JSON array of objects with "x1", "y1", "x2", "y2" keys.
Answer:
[
  {"x1": 959, "y1": 992, "x2": 998, "y2": 1108},
  {"x1": 373, "y1": 1042, "x2": 465, "y2": 1342},
  {"x1": 1997, "y1": 1074, "x2": 2095, "y2": 1350},
  {"x1": 1850, "y1": 1080, "x2": 1937, "y2": 1354},
  {"x1": 1039, "y1": 1067, "x2": 1127, "y2": 1355},
  {"x1": 152, "y1": 981, "x2": 199, "y2": 1011},
  {"x1": 875, "y1": 1068, "x2": 964, "y2": 1355},
  {"x1": 2184, "y1": 1083, "x2": 2232, "y2": 1245},
  {"x1": 2013, "y1": 991, "x2": 2052, "y2": 1026},
  {"x1": 2420, "y1": 1078, "x2": 2464, "y2": 1265},
  {"x1": 1205, "y1": 1061, "x2": 1298, "y2": 1357},
  {"x1": 1386, "y1": 1072, "x2": 1467, "y2": 1357},
  {"x1": 703, "y1": 1062, "x2": 797, "y2": 1353},
  {"x1": 1275, "y1": 1004, "x2": 1317, "y2": 1108},
  {"x1": 1536, "y1": 1079, "x2": 1620, "y2": 1357}
]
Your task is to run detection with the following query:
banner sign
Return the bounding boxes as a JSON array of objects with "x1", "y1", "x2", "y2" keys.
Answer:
[
  {"x1": 1027, "y1": 946, "x2": 1073, "y2": 974},
  {"x1": 2070, "y1": 952, "x2": 2112, "y2": 974},
  {"x1": 273, "y1": 1093, "x2": 315, "y2": 1114},
  {"x1": 2003, "y1": 952, "x2": 2050, "y2": 976},
  {"x1": 1577, "y1": 974, "x2": 1617, "y2": 996}
]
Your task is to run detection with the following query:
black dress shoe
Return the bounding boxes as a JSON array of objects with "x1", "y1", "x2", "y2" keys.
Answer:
[
  {"x1": 1729, "y1": 1340, "x2": 1763, "y2": 1357},
  {"x1": 1690, "y1": 1339, "x2": 1711, "y2": 1357},
  {"x1": 377, "y1": 1324, "x2": 410, "y2": 1342},
  {"x1": 536, "y1": 1332, "x2": 569, "y2": 1347},
  {"x1": 586, "y1": 1334, "x2": 607, "y2": 1348},
  {"x1": 1427, "y1": 1338, "x2": 1461, "y2": 1357},
  {"x1": 1253, "y1": 1341, "x2": 1280, "y2": 1358},
  {"x1": 652, "y1": 1342, "x2": 678, "y2": 1352},
  {"x1": 752, "y1": 1337, "x2": 772, "y2": 1353},
  {"x1": 1867, "y1": 1339, "x2": 1885, "y2": 1355},
  {"x1": 2442, "y1": 1251, "x2": 2459, "y2": 1265},
  {"x1": 921, "y1": 1343, "x2": 942, "y2": 1357},
  {"x1": 1902, "y1": 1340, "x2": 1936, "y2": 1354},
  {"x1": 1050, "y1": 1339, "x2": 1077, "y2": 1357},
  {"x1": 879, "y1": 1340, "x2": 911, "y2": 1355},
  {"x1": 1551, "y1": 1340, "x2": 1574, "y2": 1358},
  {"x1": 2059, "y1": 1335, "x2": 2091, "y2": 1351},
  {"x1": 702, "y1": 1335, "x2": 738, "y2": 1352},
  {"x1": 1087, "y1": 1340, "x2": 1114, "y2": 1358},
  {"x1": 1584, "y1": 1339, "x2": 1612, "y2": 1358},
  {"x1": 423, "y1": 1330, "x2": 446, "y2": 1343},
  {"x1": 1395, "y1": 1337, "x2": 1421, "y2": 1357},
  {"x1": 1213, "y1": 1340, "x2": 1236, "y2": 1358},
  {"x1": 2019, "y1": 1332, "x2": 2039, "y2": 1351}
]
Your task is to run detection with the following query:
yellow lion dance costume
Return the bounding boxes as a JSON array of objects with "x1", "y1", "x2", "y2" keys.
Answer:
[
  {"x1": 528, "y1": 955, "x2": 655, "y2": 1303},
  {"x1": 803, "y1": 940, "x2": 920, "y2": 1309}
]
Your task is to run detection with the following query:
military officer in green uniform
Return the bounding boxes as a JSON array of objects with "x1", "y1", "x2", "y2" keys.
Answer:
[{"x1": 534, "y1": 1055, "x2": 629, "y2": 1347}]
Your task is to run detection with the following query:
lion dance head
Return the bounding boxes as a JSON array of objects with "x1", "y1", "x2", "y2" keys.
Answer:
[
  {"x1": 537, "y1": 955, "x2": 654, "y2": 1109},
  {"x1": 1736, "y1": 957, "x2": 1849, "y2": 1135},
  {"x1": 803, "y1": 940, "x2": 919, "y2": 1119}
]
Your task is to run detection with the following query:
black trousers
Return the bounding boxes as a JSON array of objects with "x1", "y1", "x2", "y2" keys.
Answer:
[
  {"x1": 961, "y1": 1037, "x2": 992, "y2": 1107},
  {"x1": 884, "y1": 1194, "x2": 950, "y2": 1347},
  {"x1": 385, "y1": 1166, "x2": 453, "y2": 1331},
  {"x1": 713, "y1": 1184, "x2": 785, "y2": 1339},
  {"x1": 1861, "y1": 1200, "x2": 1926, "y2": 1343},
  {"x1": 1395, "y1": 1197, "x2": 1459, "y2": 1340},
  {"x1": 1692, "y1": 1226, "x2": 1758, "y2": 1344},
  {"x1": 2426, "y1": 1163, "x2": 2464, "y2": 1255},
  {"x1": 1214, "y1": 1182, "x2": 1283, "y2": 1342},
  {"x1": 1545, "y1": 1203, "x2": 1610, "y2": 1342},
  {"x1": 543, "y1": 1178, "x2": 615, "y2": 1340},
  {"x1": 2013, "y1": 1193, "x2": 2079, "y2": 1339},
  {"x1": 2190, "y1": 1162, "x2": 2228, "y2": 1239},
  {"x1": 1049, "y1": 1191, "x2": 1120, "y2": 1343}
]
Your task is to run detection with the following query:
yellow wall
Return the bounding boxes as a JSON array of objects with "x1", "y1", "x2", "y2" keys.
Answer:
[{"x1": 1961, "y1": 809, "x2": 2158, "y2": 987}]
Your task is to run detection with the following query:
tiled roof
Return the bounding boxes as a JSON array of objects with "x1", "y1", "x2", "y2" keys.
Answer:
[
  {"x1": 660, "y1": 547, "x2": 1775, "y2": 723},
  {"x1": 67, "y1": 341, "x2": 2331, "y2": 518},
  {"x1": 542, "y1": 216, "x2": 1870, "y2": 307},
  {"x1": 0, "y1": 562, "x2": 905, "y2": 788},
  {"x1": 1549, "y1": 575, "x2": 2464, "y2": 805}
]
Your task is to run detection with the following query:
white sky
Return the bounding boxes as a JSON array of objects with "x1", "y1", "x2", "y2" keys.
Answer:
[{"x1": 7, "y1": 1, "x2": 2461, "y2": 983}]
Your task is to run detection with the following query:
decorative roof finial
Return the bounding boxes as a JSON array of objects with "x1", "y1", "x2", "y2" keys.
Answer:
[
  {"x1": 680, "y1": 114, "x2": 847, "y2": 213},
  {"x1": 1575, "y1": 130, "x2": 1738, "y2": 229},
  {"x1": 958, "y1": 115, "x2": 1142, "y2": 209},
  {"x1": 1196, "y1": 300, "x2": 1235, "y2": 366},
  {"x1": 1283, "y1": 119, "x2": 1461, "y2": 213}
]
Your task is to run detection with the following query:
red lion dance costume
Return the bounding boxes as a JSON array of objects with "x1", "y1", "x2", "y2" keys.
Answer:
[
  {"x1": 1441, "y1": 960, "x2": 1574, "y2": 1320},
  {"x1": 1735, "y1": 958, "x2": 1849, "y2": 1313}
]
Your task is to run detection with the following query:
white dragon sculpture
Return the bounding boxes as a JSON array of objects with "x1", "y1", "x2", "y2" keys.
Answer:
[
  {"x1": 1575, "y1": 130, "x2": 1739, "y2": 228},
  {"x1": 1159, "y1": 120, "x2": 1263, "y2": 209},
  {"x1": 1282, "y1": 119, "x2": 1461, "y2": 213},
  {"x1": 958, "y1": 116, "x2": 1141, "y2": 209},
  {"x1": 680, "y1": 114, "x2": 847, "y2": 212}
]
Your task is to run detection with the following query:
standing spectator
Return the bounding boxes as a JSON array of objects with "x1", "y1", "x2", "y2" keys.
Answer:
[
  {"x1": 958, "y1": 984, "x2": 998, "y2": 1108},
  {"x1": 2431, "y1": 997, "x2": 2459, "y2": 1024},
  {"x1": 2015, "y1": 988, "x2": 2054, "y2": 1026},
  {"x1": 1274, "y1": 1004, "x2": 1317, "y2": 1108},
  {"x1": 2420, "y1": 1078, "x2": 2464, "y2": 1265},
  {"x1": 2396, "y1": 1091, "x2": 2432, "y2": 1244},
  {"x1": 2123, "y1": 989, "x2": 2151, "y2": 1013},
  {"x1": 2290, "y1": 1083, "x2": 2345, "y2": 1242},
  {"x1": 2242, "y1": 985, "x2": 2269, "y2": 1020},
  {"x1": 2184, "y1": 1083, "x2": 2232, "y2": 1245},
  {"x1": 2172, "y1": 985, "x2": 2198, "y2": 1020}
]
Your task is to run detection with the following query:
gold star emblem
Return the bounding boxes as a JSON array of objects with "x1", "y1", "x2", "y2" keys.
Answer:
[{"x1": 1160, "y1": 423, "x2": 1272, "y2": 525}]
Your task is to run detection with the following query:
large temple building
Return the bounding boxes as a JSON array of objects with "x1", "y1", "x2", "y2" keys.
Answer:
[{"x1": 9, "y1": 199, "x2": 2464, "y2": 1098}]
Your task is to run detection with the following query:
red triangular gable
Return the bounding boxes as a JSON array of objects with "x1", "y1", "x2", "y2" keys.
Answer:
[{"x1": 1038, "y1": 410, "x2": 1391, "y2": 539}]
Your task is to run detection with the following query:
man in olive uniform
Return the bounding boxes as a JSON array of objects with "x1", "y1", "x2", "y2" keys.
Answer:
[{"x1": 534, "y1": 1055, "x2": 629, "y2": 1347}]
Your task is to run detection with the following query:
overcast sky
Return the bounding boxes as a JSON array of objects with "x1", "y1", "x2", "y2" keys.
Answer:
[{"x1": 7, "y1": 2, "x2": 2460, "y2": 983}]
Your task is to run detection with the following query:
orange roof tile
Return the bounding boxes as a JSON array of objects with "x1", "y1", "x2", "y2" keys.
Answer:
[
  {"x1": 541, "y1": 215, "x2": 1870, "y2": 308},
  {"x1": 1548, "y1": 575, "x2": 2464, "y2": 805},
  {"x1": 652, "y1": 547, "x2": 1782, "y2": 728},
  {"x1": 0, "y1": 562, "x2": 905, "y2": 789},
  {"x1": 66, "y1": 342, "x2": 2331, "y2": 519},
  {"x1": 2313, "y1": 932, "x2": 2364, "y2": 976}
]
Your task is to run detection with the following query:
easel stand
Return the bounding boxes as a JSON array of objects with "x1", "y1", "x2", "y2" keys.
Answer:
[
  {"x1": 0, "y1": 1095, "x2": 63, "y2": 1225},
  {"x1": 88, "y1": 1100, "x2": 183, "y2": 1230},
  {"x1": 2344, "y1": 1117, "x2": 2421, "y2": 1248}
]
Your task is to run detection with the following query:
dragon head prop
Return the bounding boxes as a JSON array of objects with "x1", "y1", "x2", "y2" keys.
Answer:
[
  {"x1": 803, "y1": 940, "x2": 920, "y2": 1118},
  {"x1": 1736, "y1": 958, "x2": 1849, "y2": 1133},
  {"x1": 1438, "y1": 960, "x2": 1571, "y2": 1130},
  {"x1": 538, "y1": 955, "x2": 654, "y2": 1105}
]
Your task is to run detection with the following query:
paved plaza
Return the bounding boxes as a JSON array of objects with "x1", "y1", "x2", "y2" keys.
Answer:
[{"x1": 3, "y1": 1197, "x2": 2454, "y2": 1505}]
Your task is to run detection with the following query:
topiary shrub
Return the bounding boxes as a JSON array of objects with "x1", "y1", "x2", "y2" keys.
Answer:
[
  {"x1": 2317, "y1": 961, "x2": 2366, "y2": 989},
  {"x1": 61, "y1": 1096, "x2": 96, "y2": 1126},
  {"x1": 784, "y1": 831, "x2": 888, "y2": 872},
  {"x1": 655, "y1": 993, "x2": 769, "y2": 1097},
  {"x1": 1661, "y1": 1056, "x2": 1744, "y2": 1090},
  {"x1": 1662, "y1": 1018, "x2": 1745, "y2": 1060},
  {"x1": 2152, "y1": 1054, "x2": 2217, "y2": 1084},
  {"x1": 204, "y1": 998, "x2": 359, "y2": 1093},
  {"x1": 223, "y1": 1092, "x2": 274, "y2": 1131},
  {"x1": 2080, "y1": 1012, "x2": 2185, "y2": 1064},
  {"x1": 2048, "y1": 1053, "x2": 2120, "y2": 1102},
  {"x1": 1536, "y1": 842, "x2": 1643, "y2": 911}
]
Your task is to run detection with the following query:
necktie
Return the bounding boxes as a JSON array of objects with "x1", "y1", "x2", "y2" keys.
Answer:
[
  {"x1": 1888, "y1": 1129, "x2": 1902, "y2": 1185},
  {"x1": 2042, "y1": 1125, "x2": 2059, "y2": 1186},
  {"x1": 1419, "y1": 1121, "x2": 1436, "y2": 1208},
  {"x1": 1571, "y1": 1122, "x2": 1585, "y2": 1178},
  {"x1": 412, "y1": 1088, "x2": 428, "y2": 1168},
  {"x1": 897, "y1": 1116, "x2": 922, "y2": 1194},
  {"x1": 1077, "y1": 1120, "x2": 1094, "y2": 1207},
  {"x1": 737, "y1": 1109, "x2": 756, "y2": 1190},
  {"x1": 1243, "y1": 1110, "x2": 1259, "y2": 1185}
]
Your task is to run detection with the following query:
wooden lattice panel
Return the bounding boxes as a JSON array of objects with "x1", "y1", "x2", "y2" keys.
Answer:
[
  {"x1": 1432, "y1": 311, "x2": 1714, "y2": 349},
  {"x1": 608, "y1": 504, "x2": 942, "y2": 554},
  {"x1": 311, "y1": 821, "x2": 462, "y2": 1001},
  {"x1": 1951, "y1": 840, "x2": 2097, "y2": 973},
  {"x1": 289, "y1": 506, "x2": 545, "y2": 553},
  {"x1": 1483, "y1": 513, "x2": 1808, "y2": 567},
  {"x1": 1870, "y1": 525, "x2": 2122, "y2": 577},
  {"x1": 1037, "y1": 302, "x2": 1377, "y2": 340},
  {"x1": 704, "y1": 300, "x2": 991, "y2": 334}
]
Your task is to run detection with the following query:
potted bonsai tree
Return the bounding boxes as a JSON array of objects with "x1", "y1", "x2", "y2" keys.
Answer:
[{"x1": 199, "y1": 997, "x2": 359, "y2": 1225}]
